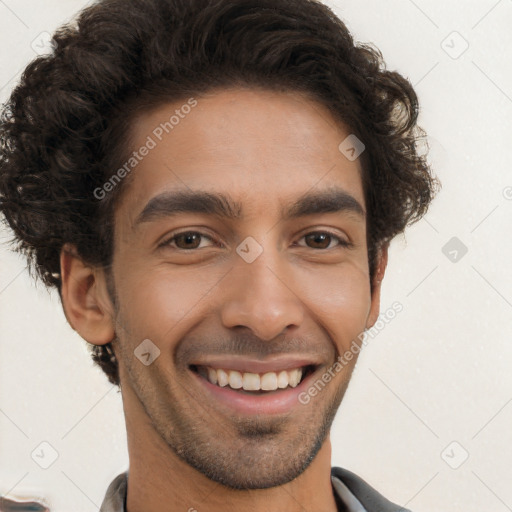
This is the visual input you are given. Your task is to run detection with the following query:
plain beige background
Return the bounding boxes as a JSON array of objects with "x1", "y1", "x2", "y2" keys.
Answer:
[{"x1": 1, "y1": 1, "x2": 511, "y2": 510}]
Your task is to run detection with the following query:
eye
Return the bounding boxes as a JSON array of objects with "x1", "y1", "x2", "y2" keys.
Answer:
[
  {"x1": 158, "y1": 230, "x2": 351, "y2": 251},
  {"x1": 296, "y1": 231, "x2": 352, "y2": 250},
  {"x1": 159, "y1": 231, "x2": 218, "y2": 250}
]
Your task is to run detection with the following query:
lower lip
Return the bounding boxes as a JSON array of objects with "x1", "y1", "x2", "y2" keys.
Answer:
[{"x1": 190, "y1": 367, "x2": 318, "y2": 416}]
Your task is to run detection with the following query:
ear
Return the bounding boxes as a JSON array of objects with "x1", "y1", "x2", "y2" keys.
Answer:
[
  {"x1": 60, "y1": 243, "x2": 115, "y2": 345},
  {"x1": 366, "y1": 243, "x2": 389, "y2": 329}
]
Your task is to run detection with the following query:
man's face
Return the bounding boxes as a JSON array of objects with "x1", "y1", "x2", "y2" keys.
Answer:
[{"x1": 108, "y1": 88, "x2": 380, "y2": 489}]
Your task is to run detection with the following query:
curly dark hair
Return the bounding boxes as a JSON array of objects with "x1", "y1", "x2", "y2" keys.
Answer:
[{"x1": 0, "y1": 0, "x2": 438, "y2": 385}]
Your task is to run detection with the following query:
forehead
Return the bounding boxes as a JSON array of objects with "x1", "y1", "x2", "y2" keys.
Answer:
[{"x1": 117, "y1": 88, "x2": 365, "y2": 223}]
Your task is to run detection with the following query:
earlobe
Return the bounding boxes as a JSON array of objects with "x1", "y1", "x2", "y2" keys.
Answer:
[
  {"x1": 60, "y1": 243, "x2": 115, "y2": 345},
  {"x1": 365, "y1": 243, "x2": 389, "y2": 329}
]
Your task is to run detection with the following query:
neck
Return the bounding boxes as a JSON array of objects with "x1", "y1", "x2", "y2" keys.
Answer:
[{"x1": 121, "y1": 384, "x2": 339, "y2": 512}]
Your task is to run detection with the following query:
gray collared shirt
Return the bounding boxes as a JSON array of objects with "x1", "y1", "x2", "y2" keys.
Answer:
[{"x1": 99, "y1": 471, "x2": 368, "y2": 512}]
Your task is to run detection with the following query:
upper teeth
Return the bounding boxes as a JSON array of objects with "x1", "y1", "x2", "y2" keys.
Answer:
[{"x1": 198, "y1": 366, "x2": 304, "y2": 391}]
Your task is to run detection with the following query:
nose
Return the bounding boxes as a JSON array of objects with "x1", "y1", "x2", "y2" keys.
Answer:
[{"x1": 220, "y1": 249, "x2": 305, "y2": 341}]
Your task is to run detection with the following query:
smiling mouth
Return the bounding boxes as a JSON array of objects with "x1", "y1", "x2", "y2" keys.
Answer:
[{"x1": 190, "y1": 364, "x2": 316, "y2": 394}]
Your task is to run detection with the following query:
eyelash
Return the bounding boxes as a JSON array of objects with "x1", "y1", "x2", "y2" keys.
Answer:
[{"x1": 159, "y1": 230, "x2": 353, "y2": 251}]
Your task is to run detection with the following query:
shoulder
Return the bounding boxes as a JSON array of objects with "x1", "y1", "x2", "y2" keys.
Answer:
[
  {"x1": 100, "y1": 472, "x2": 127, "y2": 512},
  {"x1": 331, "y1": 467, "x2": 411, "y2": 512}
]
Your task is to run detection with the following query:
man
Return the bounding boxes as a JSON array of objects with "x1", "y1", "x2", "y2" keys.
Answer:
[{"x1": 0, "y1": 0, "x2": 437, "y2": 510}]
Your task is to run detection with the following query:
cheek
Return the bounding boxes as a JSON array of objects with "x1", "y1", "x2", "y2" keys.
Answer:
[
  {"x1": 112, "y1": 254, "x2": 371, "y2": 355},
  {"x1": 295, "y1": 263, "x2": 372, "y2": 350},
  {"x1": 113, "y1": 263, "x2": 227, "y2": 345}
]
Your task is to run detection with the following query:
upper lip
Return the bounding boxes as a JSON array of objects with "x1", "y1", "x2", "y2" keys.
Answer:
[{"x1": 190, "y1": 356, "x2": 321, "y2": 374}]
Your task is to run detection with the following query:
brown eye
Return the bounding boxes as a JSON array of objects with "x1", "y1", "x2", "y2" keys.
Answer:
[
  {"x1": 305, "y1": 232, "x2": 332, "y2": 249},
  {"x1": 174, "y1": 232, "x2": 202, "y2": 249},
  {"x1": 161, "y1": 231, "x2": 216, "y2": 250},
  {"x1": 298, "y1": 231, "x2": 351, "y2": 250}
]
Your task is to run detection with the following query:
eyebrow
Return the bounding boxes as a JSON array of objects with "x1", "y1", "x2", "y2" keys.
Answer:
[
  {"x1": 283, "y1": 188, "x2": 365, "y2": 220},
  {"x1": 134, "y1": 187, "x2": 365, "y2": 227}
]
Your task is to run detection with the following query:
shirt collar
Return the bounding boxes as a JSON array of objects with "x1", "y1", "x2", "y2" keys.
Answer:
[{"x1": 99, "y1": 472, "x2": 367, "y2": 512}]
